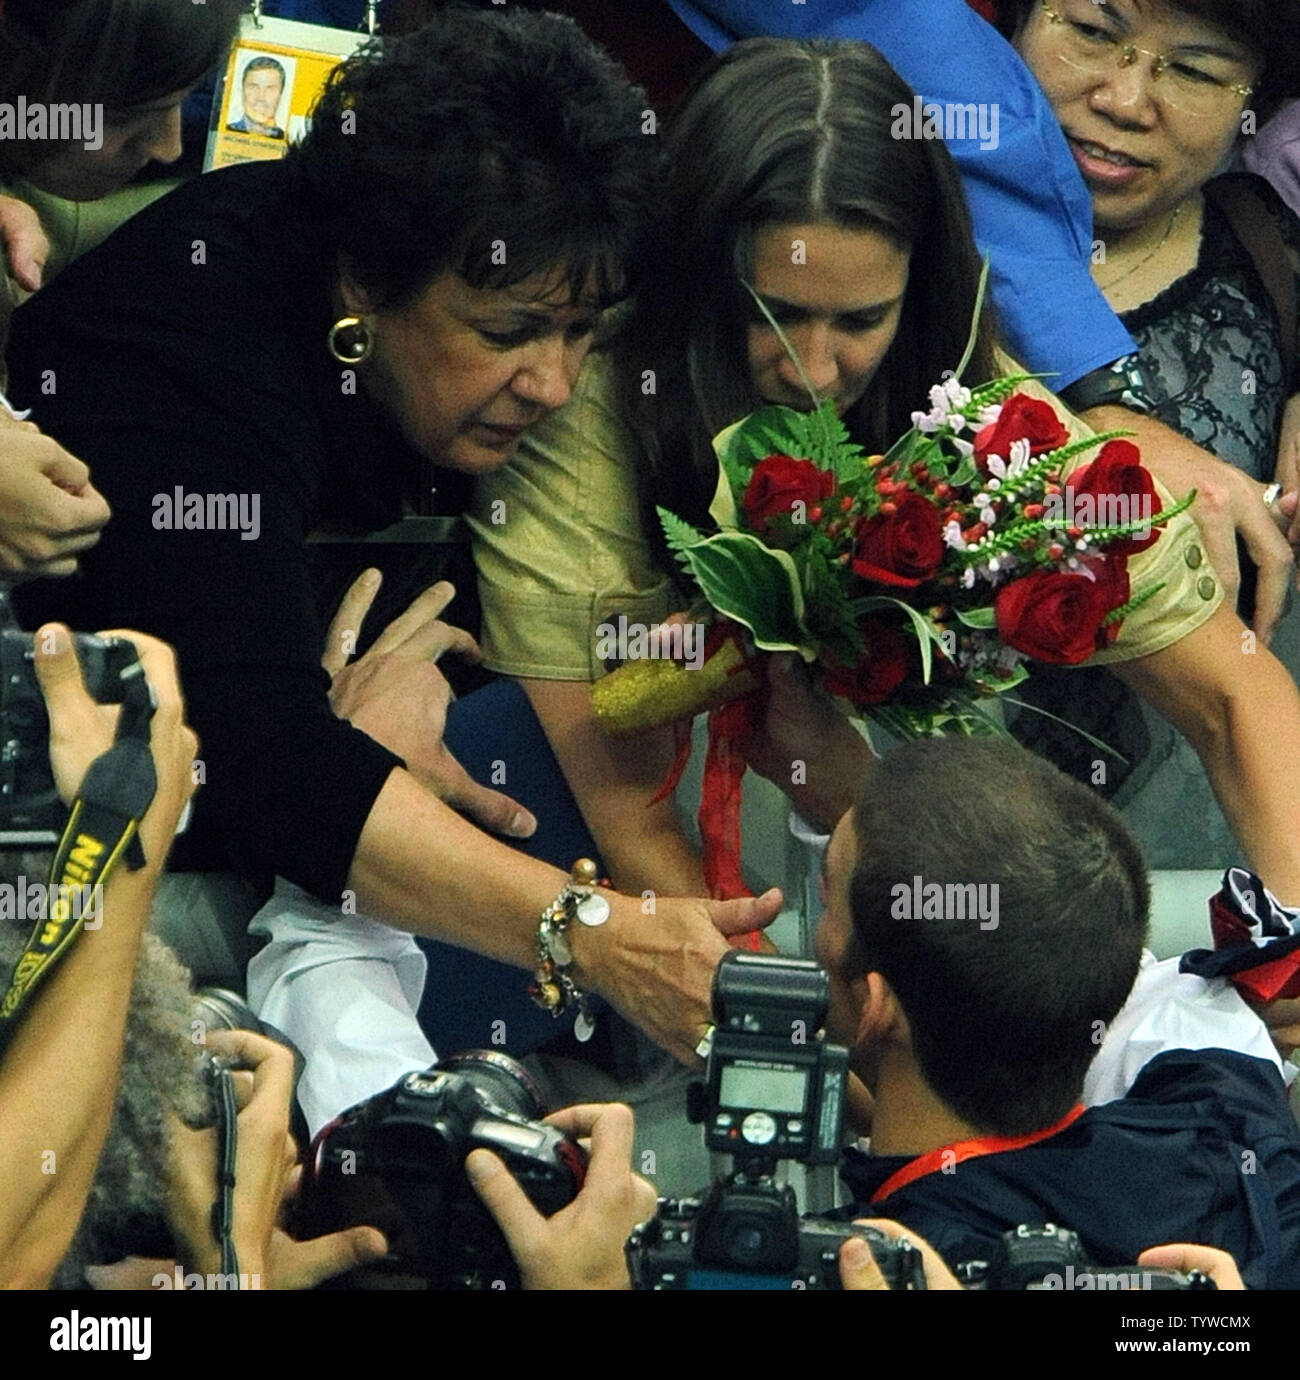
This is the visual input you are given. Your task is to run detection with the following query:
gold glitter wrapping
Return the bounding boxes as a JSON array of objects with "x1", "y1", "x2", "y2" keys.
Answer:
[{"x1": 590, "y1": 638, "x2": 759, "y2": 737}]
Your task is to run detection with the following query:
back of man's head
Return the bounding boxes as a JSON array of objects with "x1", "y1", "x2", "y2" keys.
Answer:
[{"x1": 846, "y1": 737, "x2": 1149, "y2": 1137}]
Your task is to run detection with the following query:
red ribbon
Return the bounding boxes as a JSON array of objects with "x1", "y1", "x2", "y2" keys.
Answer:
[
  {"x1": 647, "y1": 623, "x2": 764, "y2": 936},
  {"x1": 699, "y1": 690, "x2": 759, "y2": 901}
]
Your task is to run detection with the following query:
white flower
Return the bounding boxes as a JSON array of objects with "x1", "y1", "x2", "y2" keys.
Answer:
[
  {"x1": 952, "y1": 437, "x2": 975, "y2": 459},
  {"x1": 979, "y1": 505, "x2": 997, "y2": 526},
  {"x1": 1008, "y1": 438, "x2": 1031, "y2": 473},
  {"x1": 962, "y1": 567, "x2": 977, "y2": 589},
  {"x1": 986, "y1": 455, "x2": 1007, "y2": 480},
  {"x1": 943, "y1": 520, "x2": 966, "y2": 550},
  {"x1": 976, "y1": 403, "x2": 1002, "y2": 426}
]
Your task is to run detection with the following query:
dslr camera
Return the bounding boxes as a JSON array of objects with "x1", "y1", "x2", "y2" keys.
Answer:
[
  {"x1": 297, "y1": 1050, "x2": 586, "y2": 1289},
  {"x1": 0, "y1": 630, "x2": 142, "y2": 844},
  {"x1": 626, "y1": 951, "x2": 926, "y2": 1290},
  {"x1": 959, "y1": 1224, "x2": 1217, "y2": 1291}
]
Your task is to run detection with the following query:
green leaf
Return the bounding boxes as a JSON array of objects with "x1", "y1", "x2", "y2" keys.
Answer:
[
  {"x1": 954, "y1": 606, "x2": 997, "y2": 629},
  {"x1": 972, "y1": 662, "x2": 1029, "y2": 693},
  {"x1": 853, "y1": 595, "x2": 947, "y2": 686},
  {"x1": 954, "y1": 255, "x2": 992, "y2": 382},
  {"x1": 1001, "y1": 694, "x2": 1127, "y2": 763},
  {"x1": 659, "y1": 506, "x2": 707, "y2": 557},
  {"x1": 657, "y1": 509, "x2": 813, "y2": 655}
]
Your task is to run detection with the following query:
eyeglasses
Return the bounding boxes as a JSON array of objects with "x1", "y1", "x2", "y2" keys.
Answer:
[{"x1": 1039, "y1": 1, "x2": 1254, "y2": 119}]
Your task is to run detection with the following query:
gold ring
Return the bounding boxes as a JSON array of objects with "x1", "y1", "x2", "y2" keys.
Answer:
[{"x1": 1263, "y1": 482, "x2": 1283, "y2": 510}]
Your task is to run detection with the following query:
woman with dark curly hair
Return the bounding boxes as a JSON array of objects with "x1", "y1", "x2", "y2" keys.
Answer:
[{"x1": 10, "y1": 7, "x2": 782, "y2": 1125}]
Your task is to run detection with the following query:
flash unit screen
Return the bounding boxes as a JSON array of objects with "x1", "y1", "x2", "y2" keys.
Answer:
[{"x1": 719, "y1": 1064, "x2": 808, "y2": 1114}]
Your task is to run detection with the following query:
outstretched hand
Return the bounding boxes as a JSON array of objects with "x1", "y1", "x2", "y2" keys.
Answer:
[{"x1": 323, "y1": 569, "x2": 536, "y2": 839}]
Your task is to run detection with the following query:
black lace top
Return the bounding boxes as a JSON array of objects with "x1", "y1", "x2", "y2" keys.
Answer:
[
  {"x1": 1123, "y1": 174, "x2": 1299, "y2": 481},
  {"x1": 1009, "y1": 173, "x2": 1300, "y2": 870}
]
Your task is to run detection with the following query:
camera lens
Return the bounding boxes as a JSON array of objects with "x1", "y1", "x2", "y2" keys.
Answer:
[{"x1": 437, "y1": 1050, "x2": 549, "y2": 1121}]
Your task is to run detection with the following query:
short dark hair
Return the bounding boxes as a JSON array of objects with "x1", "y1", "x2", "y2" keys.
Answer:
[
  {"x1": 0, "y1": 0, "x2": 243, "y2": 124},
  {"x1": 844, "y1": 737, "x2": 1150, "y2": 1136},
  {"x1": 998, "y1": 0, "x2": 1300, "y2": 121},
  {"x1": 619, "y1": 37, "x2": 1000, "y2": 533},
  {"x1": 289, "y1": 5, "x2": 664, "y2": 311},
  {"x1": 242, "y1": 55, "x2": 287, "y2": 89}
]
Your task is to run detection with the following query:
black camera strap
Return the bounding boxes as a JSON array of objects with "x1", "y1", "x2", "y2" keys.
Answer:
[
  {"x1": 0, "y1": 667, "x2": 157, "y2": 1055},
  {"x1": 206, "y1": 1057, "x2": 241, "y2": 1284}
]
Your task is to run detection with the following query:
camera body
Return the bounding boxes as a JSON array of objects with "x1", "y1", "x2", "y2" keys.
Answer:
[
  {"x1": 960, "y1": 1224, "x2": 1217, "y2": 1291},
  {"x1": 628, "y1": 1191, "x2": 924, "y2": 1291},
  {"x1": 627, "y1": 951, "x2": 926, "y2": 1291},
  {"x1": 297, "y1": 1051, "x2": 586, "y2": 1289},
  {"x1": 0, "y1": 630, "x2": 141, "y2": 843}
]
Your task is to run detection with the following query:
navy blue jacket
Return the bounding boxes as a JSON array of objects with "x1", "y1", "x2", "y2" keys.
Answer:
[{"x1": 840, "y1": 1049, "x2": 1300, "y2": 1289}]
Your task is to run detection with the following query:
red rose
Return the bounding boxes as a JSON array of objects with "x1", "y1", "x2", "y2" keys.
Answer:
[
  {"x1": 823, "y1": 620, "x2": 909, "y2": 705},
  {"x1": 741, "y1": 455, "x2": 835, "y2": 535},
  {"x1": 852, "y1": 492, "x2": 945, "y2": 588},
  {"x1": 973, "y1": 393, "x2": 1070, "y2": 472},
  {"x1": 995, "y1": 558, "x2": 1130, "y2": 665},
  {"x1": 1067, "y1": 439, "x2": 1163, "y2": 556}
]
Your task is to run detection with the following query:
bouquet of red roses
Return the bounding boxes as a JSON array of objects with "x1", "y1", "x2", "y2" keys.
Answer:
[{"x1": 593, "y1": 374, "x2": 1189, "y2": 740}]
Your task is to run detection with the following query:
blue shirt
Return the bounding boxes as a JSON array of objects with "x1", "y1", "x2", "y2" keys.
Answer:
[{"x1": 670, "y1": 0, "x2": 1135, "y2": 389}]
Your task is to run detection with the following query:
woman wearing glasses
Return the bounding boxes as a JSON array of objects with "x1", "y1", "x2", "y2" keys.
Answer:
[{"x1": 999, "y1": 0, "x2": 1300, "y2": 871}]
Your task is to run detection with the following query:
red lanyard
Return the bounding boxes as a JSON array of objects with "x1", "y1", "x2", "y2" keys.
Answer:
[{"x1": 870, "y1": 1103, "x2": 1086, "y2": 1204}]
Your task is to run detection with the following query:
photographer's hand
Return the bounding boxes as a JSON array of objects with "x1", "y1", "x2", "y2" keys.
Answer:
[
  {"x1": 38, "y1": 626, "x2": 200, "y2": 864},
  {"x1": 167, "y1": 1029, "x2": 386, "y2": 1288},
  {"x1": 0, "y1": 629, "x2": 196, "y2": 1286},
  {"x1": 323, "y1": 570, "x2": 535, "y2": 839},
  {"x1": 839, "y1": 1219, "x2": 962, "y2": 1291},
  {"x1": 466, "y1": 1102, "x2": 655, "y2": 1289},
  {"x1": 1138, "y1": 1243, "x2": 1246, "y2": 1290}
]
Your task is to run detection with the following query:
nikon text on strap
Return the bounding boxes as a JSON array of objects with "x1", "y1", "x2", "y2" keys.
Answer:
[{"x1": 0, "y1": 659, "x2": 157, "y2": 1056}]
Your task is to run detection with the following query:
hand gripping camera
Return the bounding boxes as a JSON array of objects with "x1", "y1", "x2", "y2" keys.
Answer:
[
  {"x1": 960, "y1": 1224, "x2": 1217, "y2": 1291},
  {"x1": 297, "y1": 1050, "x2": 587, "y2": 1289},
  {"x1": 626, "y1": 951, "x2": 926, "y2": 1290},
  {"x1": 0, "y1": 630, "x2": 142, "y2": 843}
]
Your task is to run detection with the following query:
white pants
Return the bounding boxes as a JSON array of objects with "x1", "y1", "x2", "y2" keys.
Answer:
[{"x1": 246, "y1": 880, "x2": 436, "y2": 1139}]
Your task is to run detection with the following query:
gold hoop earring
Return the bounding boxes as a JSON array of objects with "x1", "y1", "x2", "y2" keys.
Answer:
[{"x1": 328, "y1": 315, "x2": 373, "y2": 364}]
